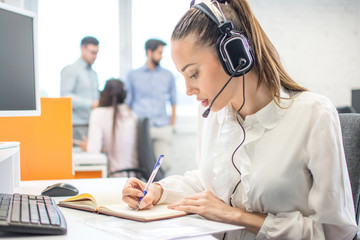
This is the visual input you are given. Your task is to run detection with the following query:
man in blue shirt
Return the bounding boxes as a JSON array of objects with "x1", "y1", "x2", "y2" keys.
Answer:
[
  {"x1": 61, "y1": 36, "x2": 100, "y2": 142},
  {"x1": 126, "y1": 39, "x2": 176, "y2": 172}
]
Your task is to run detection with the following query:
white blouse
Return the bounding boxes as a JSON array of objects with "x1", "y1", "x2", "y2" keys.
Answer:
[
  {"x1": 86, "y1": 104, "x2": 138, "y2": 176},
  {"x1": 158, "y1": 89, "x2": 357, "y2": 239}
]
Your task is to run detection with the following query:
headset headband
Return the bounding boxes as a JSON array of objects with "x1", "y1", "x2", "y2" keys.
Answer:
[
  {"x1": 192, "y1": 0, "x2": 225, "y2": 25},
  {"x1": 192, "y1": 0, "x2": 234, "y2": 35}
]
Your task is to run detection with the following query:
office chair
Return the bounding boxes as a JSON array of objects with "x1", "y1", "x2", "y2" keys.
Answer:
[
  {"x1": 339, "y1": 113, "x2": 360, "y2": 240},
  {"x1": 109, "y1": 117, "x2": 165, "y2": 181},
  {"x1": 135, "y1": 117, "x2": 165, "y2": 181},
  {"x1": 337, "y1": 106, "x2": 357, "y2": 114}
]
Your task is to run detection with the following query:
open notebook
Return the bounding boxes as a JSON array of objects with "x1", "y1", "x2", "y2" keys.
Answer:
[{"x1": 58, "y1": 191, "x2": 187, "y2": 222}]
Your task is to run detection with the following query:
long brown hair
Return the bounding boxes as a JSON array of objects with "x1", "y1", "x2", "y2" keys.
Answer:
[
  {"x1": 99, "y1": 78, "x2": 127, "y2": 141},
  {"x1": 172, "y1": 0, "x2": 307, "y2": 106}
]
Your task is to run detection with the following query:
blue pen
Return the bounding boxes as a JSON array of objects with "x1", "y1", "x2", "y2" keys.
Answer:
[{"x1": 135, "y1": 154, "x2": 164, "y2": 211}]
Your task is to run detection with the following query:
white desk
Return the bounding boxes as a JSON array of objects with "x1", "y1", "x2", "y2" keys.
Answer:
[
  {"x1": 72, "y1": 149, "x2": 108, "y2": 178},
  {"x1": 0, "y1": 178, "x2": 241, "y2": 239}
]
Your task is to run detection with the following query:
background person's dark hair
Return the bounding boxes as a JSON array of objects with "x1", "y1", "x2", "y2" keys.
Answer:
[
  {"x1": 99, "y1": 78, "x2": 127, "y2": 141},
  {"x1": 145, "y1": 39, "x2": 166, "y2": 52},
  {"x1": 81, "y1": 36, "x2": 99, "y2": 47}
]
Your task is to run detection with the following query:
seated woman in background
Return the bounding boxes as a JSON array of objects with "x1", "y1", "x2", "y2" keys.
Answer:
[{"x1": 75, "y1": 78, "x2": 138, "y2": 177}]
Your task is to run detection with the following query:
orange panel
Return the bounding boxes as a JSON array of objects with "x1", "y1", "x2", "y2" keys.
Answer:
[
  {"x1": 0, "y1": 98, "x2": 74, "y2": 180},
  {"x1": 74, "y1": 171, "x2": 102, "y2": 179}
]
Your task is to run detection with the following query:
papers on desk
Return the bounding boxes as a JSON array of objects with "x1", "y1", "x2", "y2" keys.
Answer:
[{"x1": 83, "y1": 214, "x2": 244, "y2": 239}]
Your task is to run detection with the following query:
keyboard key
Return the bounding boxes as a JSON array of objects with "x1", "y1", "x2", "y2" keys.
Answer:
[
  {"x1": 10, "y1": 200, "x2": 20, "y2": 223},
  {"x1": 46, "y1": 205, "x2": 61, "y2": 226},
  {"x1": 0, "y1": 210, "x2": 8, "y2": 221},
  {"x1": 44, "y1": 198, "x2": 52, "y2": 206},
  {"x1": 36, "y1": 195, "x2": 44, "y2": 201},
  {"x1": 37, "y1": 203, "x2": 50, "y2": 225},
  {"x1": 0, "y1": 197, "x2": 10, "y2": 221},
  {"x1": 29, "y1": 200, "x2": 40, "y2": 224},
  {"x1": 13, "y1": 194, "x2": 21, "y2": 201},
  {"x1": 21, "y1": 202, "x2": 30, "y2": 223},
  {"x1": 21, "y1": 195, "x2": 29, "y2": 203},
  {"x1": 29, "y1": 195, "x2": 37, "y2": 200},
  {"x1": 1, "y1": 196, "x2": 11, "y2": 206}
]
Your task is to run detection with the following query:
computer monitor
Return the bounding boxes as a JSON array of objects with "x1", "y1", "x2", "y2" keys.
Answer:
[
  {"x1": 351, "y1": 89, "x2": 360, "y2": 113},
  {"x1": 0, "y1": 3, "x2": 40, "y2": 117}
]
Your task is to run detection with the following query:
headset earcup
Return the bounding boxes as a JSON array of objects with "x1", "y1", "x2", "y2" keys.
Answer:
[
  {"x1": 216, "y1": 33, "x2": 254, "y2": 77},
  {"x1": 216, "y1": 35, "x2": 233, "y2": 76}
]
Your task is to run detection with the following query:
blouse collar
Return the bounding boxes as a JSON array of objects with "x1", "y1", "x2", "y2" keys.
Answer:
[{"x1": 218, "y1": 87, "x2": 293, "y2": 130}]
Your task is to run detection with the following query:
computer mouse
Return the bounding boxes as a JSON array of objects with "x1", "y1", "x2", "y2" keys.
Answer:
[{"x1": 41, "y1": 183, "x2": 79, "y2": 197}]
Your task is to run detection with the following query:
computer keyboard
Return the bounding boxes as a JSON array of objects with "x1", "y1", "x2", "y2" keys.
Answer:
[{"x1": 0, "y1": 193, "x2": 67, "y2": 235}]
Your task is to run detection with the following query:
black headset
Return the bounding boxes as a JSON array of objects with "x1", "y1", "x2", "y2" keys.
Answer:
[{"x1": 191, "y1": 0, "x2": 254, "y2": 77}]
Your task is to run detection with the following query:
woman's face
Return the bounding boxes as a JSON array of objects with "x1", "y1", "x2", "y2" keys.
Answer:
[{"x1": 171, "y1": 36, "x2": 237, "y2": 112}]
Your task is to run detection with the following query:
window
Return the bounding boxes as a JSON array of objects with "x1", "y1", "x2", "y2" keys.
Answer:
[{"x1": 37, "y1": 0, "x2": 120, "y2": 97}]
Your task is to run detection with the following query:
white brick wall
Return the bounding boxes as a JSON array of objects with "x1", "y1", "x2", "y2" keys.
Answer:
[{"x1": 249, "y1": 0, "x2": 360, "y2": 107}]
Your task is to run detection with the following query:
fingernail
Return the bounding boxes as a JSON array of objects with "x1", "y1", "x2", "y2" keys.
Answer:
[{"x1": 137, "y1": 193, "x2": 143, "y2": 197}]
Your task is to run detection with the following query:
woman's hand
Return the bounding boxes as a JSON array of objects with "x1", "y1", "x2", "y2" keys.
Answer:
[
  {"x1": 168, "y1": 190, "x2": 236, "y2": 223},
  {"x1": 121, "y1": 177, "x2": 163, "y2": 210},
  {"x1": 168, "y1": 190, "x2": 267, "y2": 234},
  {"x1": 73, "y1": 136, "x2": 88, "y2": 151}
]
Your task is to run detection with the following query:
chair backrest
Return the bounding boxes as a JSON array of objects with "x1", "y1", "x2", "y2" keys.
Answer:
[
  {"x1": 136, "y1": 117, "x2": 165, "y2": 181},
  {"x1": 339, "y1": 113, "x2": 360, "y2": 226},
  {"x1": 337, "y1": 106, "x2": 357, "y2": 114}
]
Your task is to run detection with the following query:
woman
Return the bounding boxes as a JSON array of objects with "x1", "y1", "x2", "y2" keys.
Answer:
[
  {"x1": 77, "y1": 79, "x2": 138, "y2": 177},
  {"x1": 122, "y1": 0, "x2": 357, "y2": 239}
]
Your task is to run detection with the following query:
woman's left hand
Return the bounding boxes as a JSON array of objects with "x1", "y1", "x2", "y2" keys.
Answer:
[
  {"x1": 168, "y1": 190, "x2": 238, "y2": 223},
  {"x1": 169, "y1": 190, "x2": 267, "y2": 234}
]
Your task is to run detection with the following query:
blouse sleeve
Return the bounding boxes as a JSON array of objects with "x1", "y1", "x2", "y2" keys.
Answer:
[
  {"x1": 86, "y1": 110, "x2": 103, "y2": 153},
  {"x1": 157, "y1": 170, "x2": 205, "y2": 204},
  {"x1": 256, "y1": 100, "x2": 357, "y2": 240}
]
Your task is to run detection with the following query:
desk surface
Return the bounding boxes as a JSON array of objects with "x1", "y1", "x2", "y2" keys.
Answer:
[
  {"x1": 0, "y1": 145, "x2": 19, "y2": 162},
  {"x1": 72, "y1": 149, "x2": 107, "y2": 165},
  {"x1": 0, "y1": 178, "x2": 239, "y2": 240}
]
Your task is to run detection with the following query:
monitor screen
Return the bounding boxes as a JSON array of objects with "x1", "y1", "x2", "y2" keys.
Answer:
[{"x1": 0, "y1": 3, "x2": 40, "y2": 117}]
